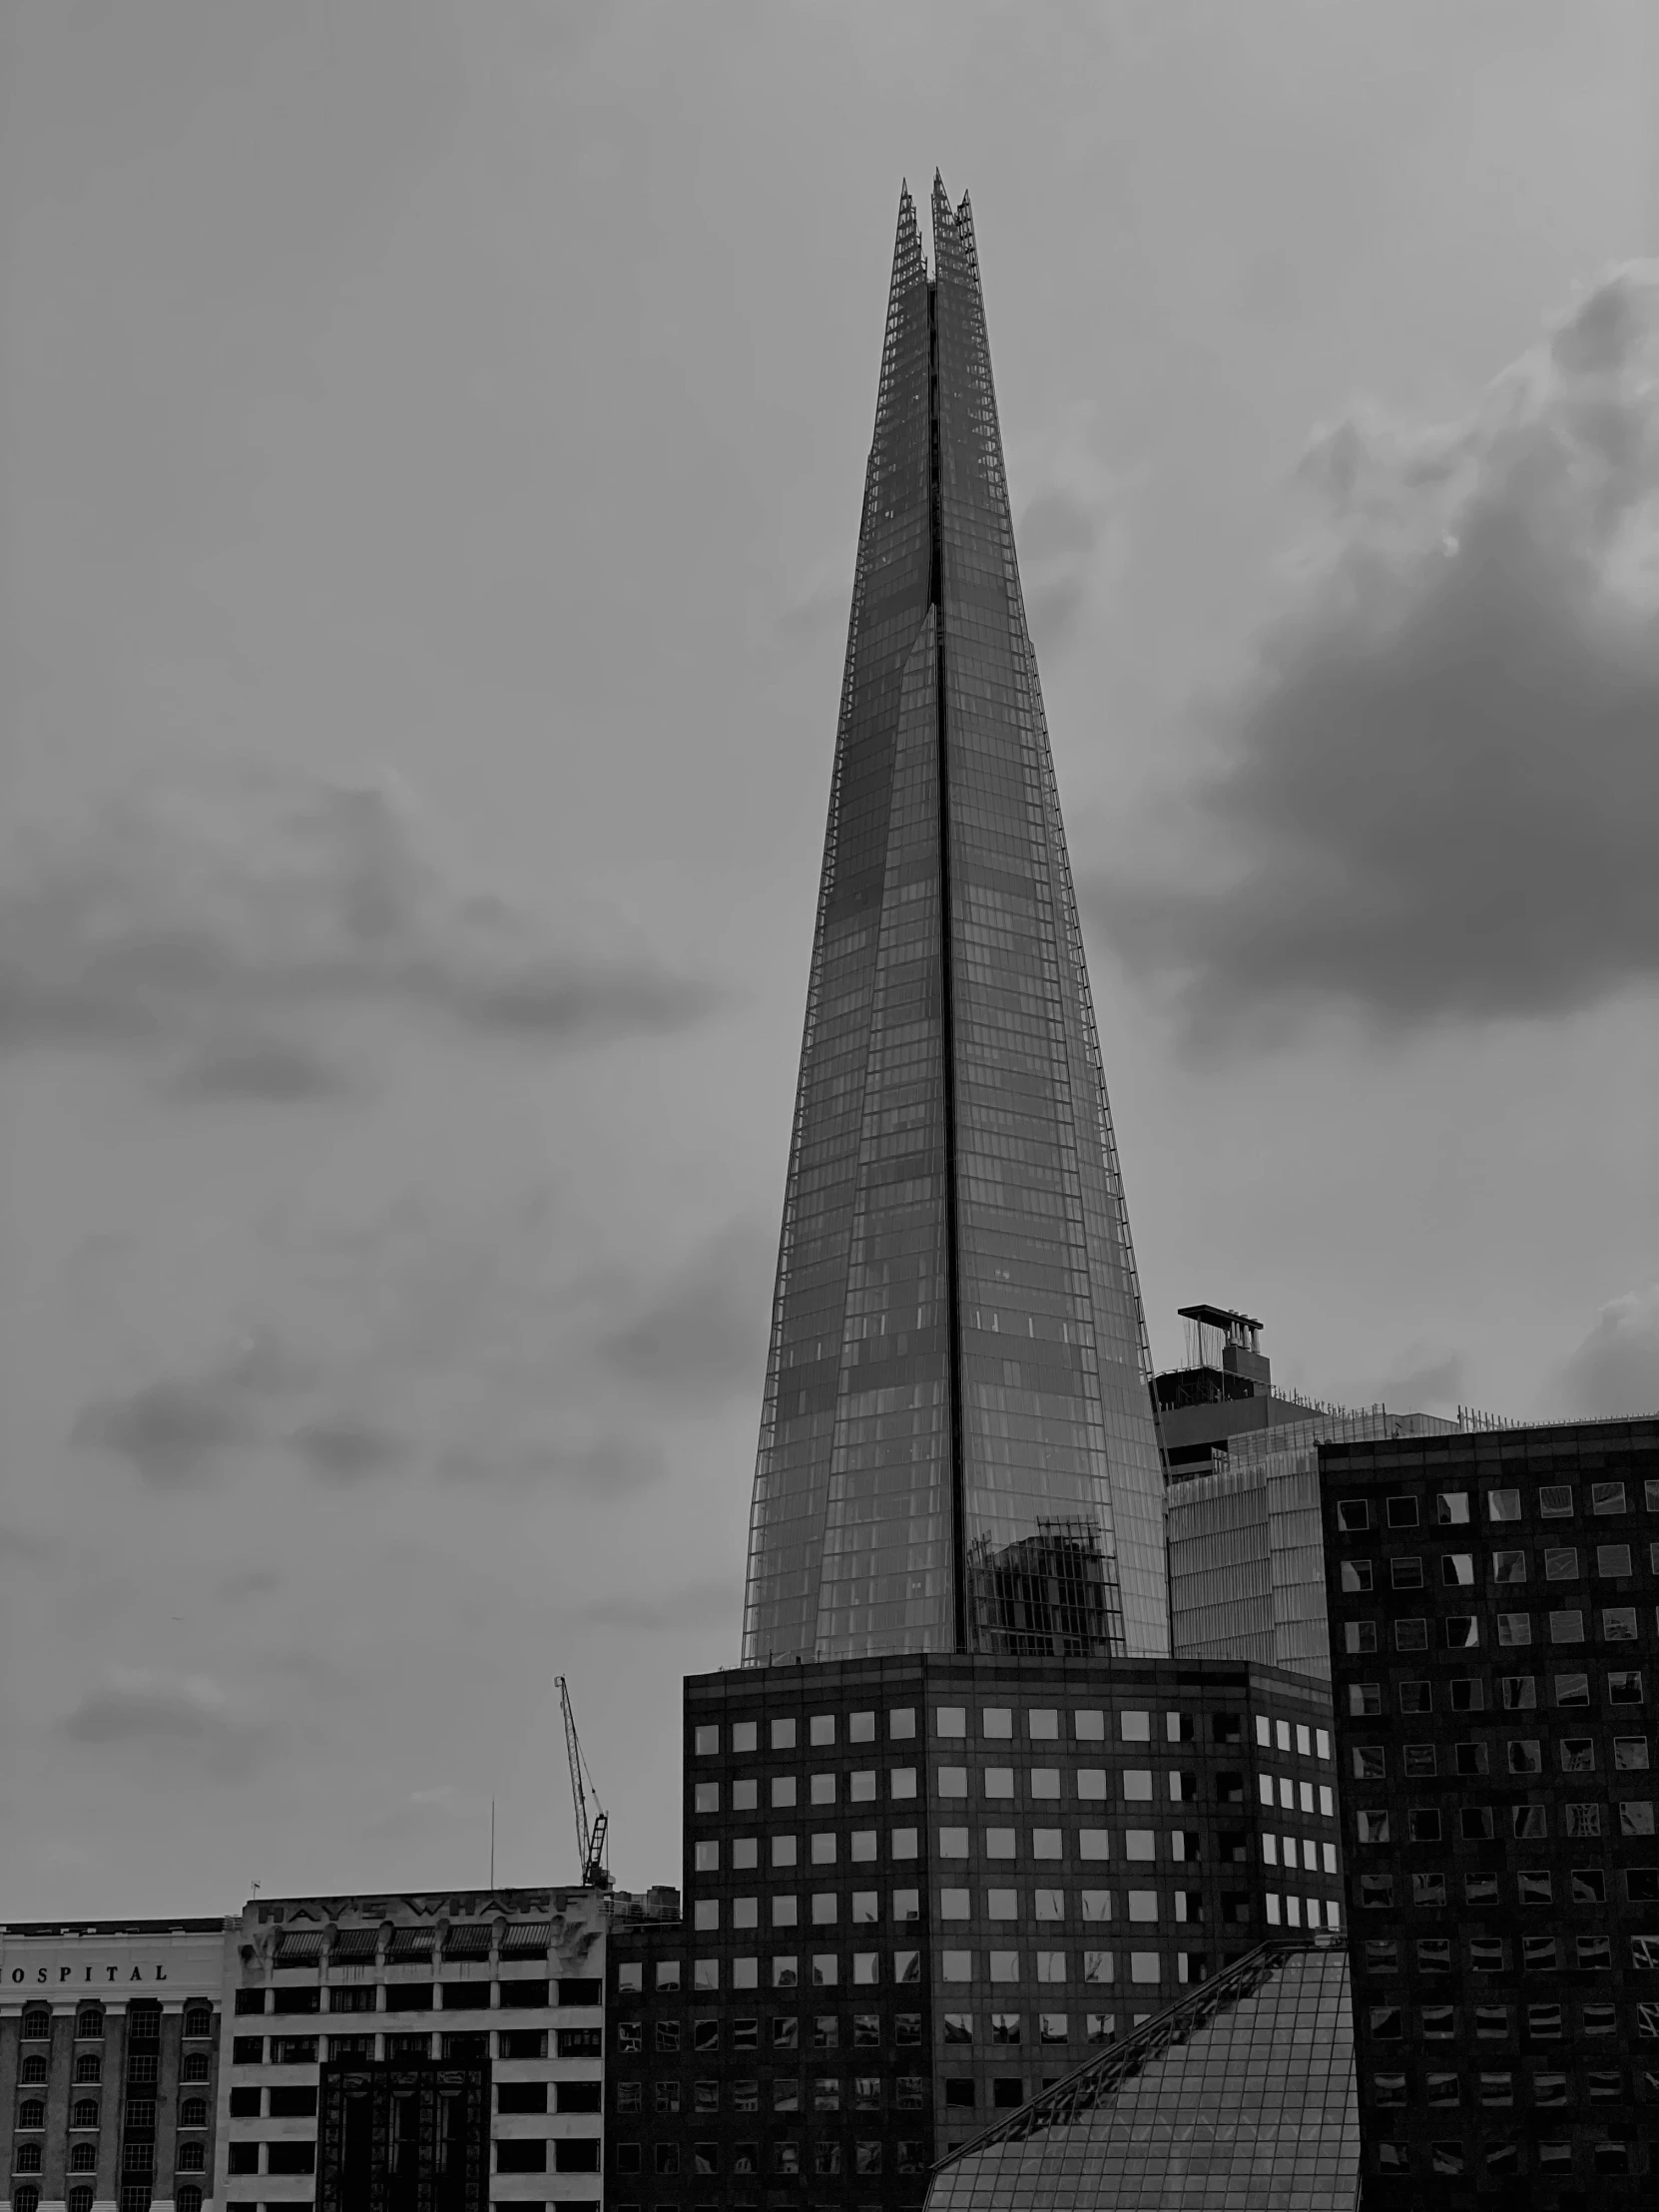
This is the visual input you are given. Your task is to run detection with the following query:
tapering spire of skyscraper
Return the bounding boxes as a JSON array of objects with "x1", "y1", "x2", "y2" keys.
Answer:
[{"x1": 743, "y1": 178, "x2": 1168, "y2": 1665}]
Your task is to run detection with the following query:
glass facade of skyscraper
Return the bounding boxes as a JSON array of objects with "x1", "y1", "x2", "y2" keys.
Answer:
[
  {"x1": 924, "y1": 1936, "x2": 1360, "y2": 2212},
  {"x1": 743, "y1": 179, "x2": 1167, "y2": 1668}
]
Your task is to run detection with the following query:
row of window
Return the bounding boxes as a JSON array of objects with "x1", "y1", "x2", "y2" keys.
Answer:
[
  {"x1": 691, "y1": 1706, "x2": 1288, "y2": 1754},
  {"x1": 1263, "y1": 1836, "x2": 1342, "y2": 1874},
  {"x1": 1348, "y1": 1615, "x2": 1653, "y2": 1653},
  {"x1": 1349, "y1": 1669, "x2": 1640, "y2": 1714},
  {"x1": 230, "y1": 2027, "x2": 586, "y2": 2064},
  {"x1": 692, "y1": 1760, "x2": 1278, "y2": 1815},
  {"x1": 15, "y1": 2051, "x2": 214, "y2": 2086},
  {"x1": 13, "y1": 2141, "x2": 207, "y2": 2175},
  {"x1": 1263, "y1": 1896, "x2": 1340, "y2": 1931},
  {"x1": 1361, "y1": 1871, "x2": 1659, "y2": 1927},
  {"x1": 616, "y1": 2138, "x2": 925, "y2": 2178},
  {"x1": 1355, "y1": 1927, "x2": 1659, "y2": 1968},
  {"x1": 12, "y1": 2095, "x2": 209, "y2": 2128},
  {"x1": 1373, "y1": 2138, "x2": 1641, "y2": 2179},
  {"x1": 1374, "y1": 2070, "x2": 1655, "y2": 2113},
  {"x1": 622, "y1": 2075, "x2": 927, "y2": 2116},
  {"x1": 1355, "y1": 1732, "x2": 1652, "y2": 1777},
  {"x1": 1344, "y1": 1543, "x2": 1658, "y2": 1590},
  {"x1": 10, "y1": 2189, "x2": 198, "y2": 2212},
  {"x1": 616, "y1": 2015, "x2": 924, "y2": 2057},
  {"x1": 1359, "y1": 1801, "x2": 1657, "y2": 1853},
  {"x1": 233, "y1": 1975, "x2": 591, "y2": 2014},
  {"x1": 1367, "y1": 1999, "x2": 1659, "y2": 2038},
  {"x1": 1337, "y1": 1480, "x2": 1658, "y2": 1531},
  {"x1": 10, "y1": 2003, "x2": 211, "y2": 2040}
]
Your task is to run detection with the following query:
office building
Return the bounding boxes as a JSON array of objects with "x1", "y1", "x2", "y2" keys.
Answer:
[
  {"x1": 744, "y1": 175, "x2": 1168, "y2": 1669},
  {"x1": 218, "y1": 1886, "x2": 608, "y2": 2211},
  {"x1": 1323, "y1": 1417, "x2": 1659, "y2": 2205},
  {"x1": 0, "y1": 1916, "x2": 230, "y2": 2212},
  {"x1": 922, "y1": 1934, "x2": 1360, "y2": 2212},
  {"x1": 605, "y1": 1653, "x2": 1343, "y2": 2209},
  {"x1": 1170, "y1": 1409, "x2": 1463, "y2": 1683}
]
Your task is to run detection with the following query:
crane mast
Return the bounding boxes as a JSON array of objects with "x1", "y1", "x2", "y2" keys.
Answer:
[{"x1": 555, "y1": 1675, "x2": 612, "y2": 1889}]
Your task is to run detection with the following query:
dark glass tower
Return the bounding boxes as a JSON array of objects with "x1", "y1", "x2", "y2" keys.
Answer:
[{"x1": 744, "y1": 178, "x2": 1167, "y2": 1667}]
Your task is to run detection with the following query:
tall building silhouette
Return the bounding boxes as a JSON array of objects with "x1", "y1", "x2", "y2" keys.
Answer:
[{"x1": 744, "y1": 178, "x2": 1167, "y2": 1667}]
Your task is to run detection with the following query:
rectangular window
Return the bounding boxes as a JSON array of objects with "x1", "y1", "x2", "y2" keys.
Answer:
[
  {"x1": 890, "y1": 1708, "x2": 916, "y2": 1739},
  {"x1": 1606, "y1": 1614, "x2": 1640, "y2": 1646},
  {"x1": 1032, "y1": 1827, "x2": 1062, "y2": 1859},
  {"x1": 1341, "y1": 1560, "x2": 1373, "y2": 1592},
  {"x1": 1394, "y1": 1620, "x2": 1427, "y2": 1652},
  {"x1": 1491, "y1": 1549, "x2": 1526, "y2": 1583},
  {"x1": 1349, "y1": 1684, "x2": 1382, "y2": 1716},
  {"x1": 985, "y1": 1828, "x2": 1016, "y2": 1858},
  {"x1": 1445, "y1": 1616, "x2": 1480, "y2": 1648},
  {"x1": 1079, "y1": 1829, "x2": 1112, "y2": 1860},
  {"x1": 1441, "y1": 1552, "x2": 1475, "y2": 1586},
  {"x1": 1391, "y1": 1558, "x2": 1423, "y2": 1590},
  {"x1": 1487, "y1": 1489, "x2": 1521, "y2": 1522},
  {"x1": 1539, "y1": 1484, "x2": 1573, "y2": 1517},
  {"x1": 1592, "y1": 1481, "x2": 1627, "y2": 1514},
  {"x1": 1074, "y1": 1708, "x2": 1105, "y2": 1741},
  {"x1": 982, "y1": 1707, "x2": 1013, "y2": 1739},
  {"x1": 1385, "y1": 1496, "x2": 1419, "y2": 1528},
  {"x1": 1550, "y1": 1609, "x2": 1585, "y2": 1643},
  {"x1": 1598, "y1": 1543, "x2": 1634, "y2": 1576},
  {"x1": 1555, "y1": 1671, "x2": 1591, "y2": 1706},
  {"x1": 1497, "y1": 1613, "x2": 1532, "y2": 1646},
  {"x1": 1337, "y1": 1499, "x2": 1372, "y2": 1531},
  {"x1": 771, "y1": 1718, "x2": 796, "y2": 1750}
]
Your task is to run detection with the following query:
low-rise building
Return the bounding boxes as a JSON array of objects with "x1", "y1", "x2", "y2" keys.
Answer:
[
  {"x1": 0, "y1": 1915, "x2": 231, "y2": 2212},
  {"x1": 218, "y1": 1887, "x2": 608, "y2": 2212}
]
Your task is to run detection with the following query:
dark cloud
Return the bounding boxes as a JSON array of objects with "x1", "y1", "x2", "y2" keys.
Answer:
[
  {"x1": 70, "y1": 1332, "x2": 306, "y2": 1488},
  {"x1": 1558, "y1": 1288, "x2": 1659, "y2": 1417},
  {"x1": 288, "y1": 1414, "x2": 407, "y2": 1483},
  {"x1": 170, "y1": 1034, "x2": 353, "y2": 1103},
  {"x1": 58, "y1": 1669, "x2": 268, "y2": 1780},
  {"x1": 598, "y1": 1218, "x2": 774, "y2": 1405},
  {"x1": 1091, "y1": 262, "x2": 1659, "y2": 1046},
  {"x1": 0, "y1": 755, "x2": 720, "y2": 1086},
  {"x1": 1012, "y1": 422, "x2": 1129, "y2": 655}
]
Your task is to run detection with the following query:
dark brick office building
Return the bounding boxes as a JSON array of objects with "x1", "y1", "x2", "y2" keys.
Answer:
[
  {"x1": 606, "y1": 1652, "x2": 1342, "y2": 2210},
  {"x1": 1324, "y1": 1417, "x2": 1659, "y2": 2206}
]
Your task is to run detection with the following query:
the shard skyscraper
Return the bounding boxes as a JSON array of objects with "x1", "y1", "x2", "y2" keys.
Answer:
[{"x1": 743, "y1": 178, "x2": 1168, "y2": 1667}]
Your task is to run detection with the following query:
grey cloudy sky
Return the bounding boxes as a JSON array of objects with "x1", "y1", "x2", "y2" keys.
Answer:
[{"x1": 2, "y1": 0, "x2": 1655, "y2": 1913}]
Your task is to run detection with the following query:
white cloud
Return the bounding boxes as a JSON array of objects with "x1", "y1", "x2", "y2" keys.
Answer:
[{"x1": 1559, "y1": 1286, "x2": 1659, "y2": 1417}]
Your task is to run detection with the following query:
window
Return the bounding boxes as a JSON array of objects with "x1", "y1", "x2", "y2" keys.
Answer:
[
  {"x1": 1487, "y1": 1488, "x2": 1521, "y2": 1521},
  {"x1": 1512, "y1": 1805, "x2": 1548, "y2": 1839},
  {"x1": 20, "y1": 2008, "x2": 49, "y2": 2040},
  {"x1": 1391, "y1": 1558, "x2": 1423, "y2": 1590},
  {"x1": 1445, "y1": 1616, "x2": 1480, "y2": 1648},
  {"x1": 177, "y1": 2095, "x2": 209, "y2": 2127},
  {"x1": 1501, "y1": 1674, "x2": 1536, "y2": 1709},
  {"x1": 1398, "y1": 1680, "x2": 1431, "y2": 1713},
  {"x1": 1624, "y1": 1802, "x2": 1657, "y2": 1835},
  {"x1": 1393, "y1": 1620, "x2": 1426, "y2": 1652},
  {"x1": 1349, "y1": 1684, "x2": 1382, "y2": 1716},
  {"x1": 1551, "y1": 1609, "x2": 1586, "y2": 1643},
  {"x1": 771, "y1": 1717, "x2": 796, "y2": 1750},
  {"x1": 1385, "y1": 1496, "x2": 1418, "y2": 1529},
  {"x1": 1592, "y1": 1481, "x2": 1627, "y2": 1514},
  {"x1": 936, "y1": 1706, "x2": 966, "y2": 1737},
  {"x1": 1508, "y1": 1740, "x2": 1542, "y2": 1775},
  {"x1": 1441, "y1": 1552, "x2": 1474, "y2": 1586},
  {"x1": 1337, "y1": 1498, "x2": 1372, "y2": 1531},
  {"x1": 1403, "y1": 1744, "x2": 1436, "y2": 1778},
  {"x1": 1617, "y1": 1736, "x2": 1652, "y2": 1769}
]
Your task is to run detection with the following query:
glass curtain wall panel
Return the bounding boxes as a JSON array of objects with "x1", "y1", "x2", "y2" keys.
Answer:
[{"x1": 744, "y1": 179, "x2": 1167, "y2": 1666}]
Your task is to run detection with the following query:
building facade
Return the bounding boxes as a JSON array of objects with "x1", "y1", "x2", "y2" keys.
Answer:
[
  {"x1": 1323, "y1": 1417, "x2": 1659, "y2": 2205},
  {"x1": 743, "y1": 175, "x2": 1168, "y2": 1670},
  {"x1": 605, "y1": 1653, "x2": 1343, "y2": 2210},
  {"x1": 1169, "y1": 1409, "x2": 1462, "y2": 1683},
  {"x1": 217, "y1": 1888, "x2": 607, "y2": 2212},
  {"x1": 0, "y1": 1916, "x2": 230, "y2": 2212}
]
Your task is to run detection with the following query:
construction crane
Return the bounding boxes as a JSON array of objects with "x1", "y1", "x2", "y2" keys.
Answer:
[{"x1": 555, "y1": 1676, "x2": 612, "y2": 1889}]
